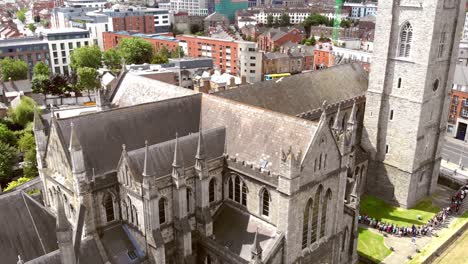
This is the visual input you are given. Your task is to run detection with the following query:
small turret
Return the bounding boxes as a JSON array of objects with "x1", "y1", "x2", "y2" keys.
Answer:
[
  {"x1": 69, "y1": 122, "x2": 87, "y2": 190},
  {"x1": 195, "y1": 129, "x2": 207, "y2": 173},
  {"x1": 172, "y1": 133, "x2": 185, "y2": 188},
  {"x1": 333, "y1": 103, "x2": 342, "y2": 132},
  {"x1": 95, "y1": 88, "x2": 110, "y2": 111},
  {"x1": 56, "y1": 196, "x2": 76, "y2": 264},
  {"x1": 142, "y1": 140, "x2": 149, "y2": 177},
  {"x1": 250, "y1": 229, "x2": 263, "y2": 264}
]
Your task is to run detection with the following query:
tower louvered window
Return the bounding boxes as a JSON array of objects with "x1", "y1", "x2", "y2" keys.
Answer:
[
  {"x1": 209, "y1": 178, "x2": 216, "y2": 203},
  {"x1": 159, "y1": 198, "x2": 166, "y2": 224},
  {"x1": 399, "y1": 23, "x2": 413, "y2": 57},
  {"x1": 262, "y1": 189, "x2": 270, "y2": 216}
]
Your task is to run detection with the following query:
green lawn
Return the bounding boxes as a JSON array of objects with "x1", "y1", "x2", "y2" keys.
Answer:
[
  {"x1": 357, "y1": 227, "x2": 392, "y2": 263},
  {"x1": 360, "y1": 195, "x2": 440, "y2": 227}
]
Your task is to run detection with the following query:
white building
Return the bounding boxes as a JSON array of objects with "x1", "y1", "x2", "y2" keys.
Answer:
[
  {"x1": 343, "y1": 2, "x2": 377, "y2": 19},
  {"x1": 158, "y1": 0, "x2": 208, "y2": 16},
  {"x1": 332, "y1": 46, "x2": 372, "y2": 65},
  {"x1": 237, "y1": 41, "x2": 262, "y2": 83},
  {"x1": 64, "y1": 0, "x2": 107, "y2": 8},
  {"x1": 251, "y1": 8, "x2": 340, "y2": 25},
  {"x1": 41, "y1": 28, "x2": 94, "y2": 75}
]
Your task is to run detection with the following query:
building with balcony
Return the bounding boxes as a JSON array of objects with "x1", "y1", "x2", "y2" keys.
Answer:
[
  {"x1": 41, "y1": 28, "x2": 93, "y2": 75},
  {"x1": 447, "y1": 65, "x2": 468, "y2": 141},
  {"x1": 0, "y1": 36, "x2": 50, "y2": 78}
]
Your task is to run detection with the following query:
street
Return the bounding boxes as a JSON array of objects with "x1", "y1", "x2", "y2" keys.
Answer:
[{"x1": 441, "y1": 136, "x2": 468, "y2": 168}]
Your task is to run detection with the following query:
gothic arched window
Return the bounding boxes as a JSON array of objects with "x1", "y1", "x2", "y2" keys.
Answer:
[
  {"x1": 399, "y1": 22, "x2": 413, "y2": 57},
  {"x1": 261, "y1": 189, "x2": 270, "y2": 217},
  {"x1": 311, "y1": 185, "x2": 323, "y2": 243},
  {"x1": 209, "y1": 178, "x2": 216, "y2": 203},
  {"x1": 320, "y1": 189, "x2": 332, "y2": 238},
  {"x1": 104, "y1": 194, "x2": 114, "y2": 222},
  {"x1": 302, "y1": 198, "x2": 312, "y2": 249},
  {"x1": 186, "y1": 188, "x2": 192, "y2": 213},
  {"x1": 229, "y1": 175, "x2": 248, "y2": 207},
  {"x1": 159, "y1": 198, "x2": 167, "y2": 225},
  {"x1": 132, "y1": 205, "x2": 138, "y2": 226}
]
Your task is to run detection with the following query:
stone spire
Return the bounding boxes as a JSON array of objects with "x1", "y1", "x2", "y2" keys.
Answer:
[
  {"x1": 142, "y1": 140, "x2": 149, "y2": 177},
  {"x1": 69, "y1": 122, "x2": 82, "y2": 151},
  {"x1": 333, "y1": 103, "x2": 342, "y2": 131},
  {"x1": 319, "y1": 100, "x2": 328, "y2": 121},
  {"x1": 195, "y1": 130, "x2": 206, "y2": 161},
  {"x1": 57, "y1": 196, "x2": 71, "y2": 232},
  {"x1": 17, "y1": 255, "x2": 24, "y2": 264},
  {"x1": 347, "y1": 100, "x2": 357, "y2": 126},
  {"x1": 172, "y1": 133, "x2": 183, "y2": 169},
  {"x1": 250, "y1": 229, "x2": 263, "y2": 264},
  {"x1": 56, "y1": 196, "x2": 76, "y2": 264}
]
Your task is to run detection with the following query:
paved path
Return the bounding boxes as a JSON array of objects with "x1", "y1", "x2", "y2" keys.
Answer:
[{"x1": 379, "y1": 185, "x2": 455, "y2": 264}]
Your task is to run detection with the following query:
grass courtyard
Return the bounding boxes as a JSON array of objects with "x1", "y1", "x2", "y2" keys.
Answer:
[
  {"x1": 434, "y1": 228, "x2": 468, "y2": 264},
  {"x1": 360, "y1": 195, "x2": 440, "y2": 227},
  {"x1": 357, "y1": 228, "x2": 392, "y2": 263}
]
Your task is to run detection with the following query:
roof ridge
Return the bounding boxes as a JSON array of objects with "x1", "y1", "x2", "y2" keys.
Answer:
[
  {"x1": 57, "y1": 92, "x2": 202, "y2": 122},
  {"x1": 21, "y1": 191, "x2": 47, "y2": 255}
]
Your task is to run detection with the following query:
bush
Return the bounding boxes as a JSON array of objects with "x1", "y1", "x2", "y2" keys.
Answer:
[
  {"x1": 0, "y1": 123, "x2": 17, "y2": 147},
  {"x1": 18, "y1": 130, "x2": 38, "y2": 178},
  {"x1": 3, "y1": 177, "x2": 32, "y2": 192},
  {"x1": 0, "y1": 141, "x2": 18, "y2": 181},
  {"x1": 8, "y1": 97, "x2": 39, "y2": 128}
]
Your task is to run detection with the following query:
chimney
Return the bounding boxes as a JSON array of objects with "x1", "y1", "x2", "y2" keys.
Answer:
[{"x1": 241, "y1": 75, "x2": 247, "y2": 85}]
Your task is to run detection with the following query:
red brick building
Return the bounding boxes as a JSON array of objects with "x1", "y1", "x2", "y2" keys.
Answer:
[
  {"x1": 447, "y1": 66, "x2": 468, "y2": 141},
  {"x1": 257, "y1": 27, "x2": 303, "y2": 52},
  {"x1": 111, "y1": 15, "x2": 155, "y2": 34},
  {"x1": 103, "y1": 32, "x2": 179, "y2": 53},
  {"x1": 314, "y1": 48, "x2": 334, "y2": 69},
  {"x1": 177, "y1": 35, "x2": 239, "y2": 74}
]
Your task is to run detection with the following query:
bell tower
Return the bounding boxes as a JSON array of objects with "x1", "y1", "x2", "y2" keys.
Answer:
[{"x1": 362, "y1": 0, "x2": 466, "y2": 207}]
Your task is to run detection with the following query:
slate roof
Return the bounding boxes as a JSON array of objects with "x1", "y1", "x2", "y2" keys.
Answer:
[
  {"x1": 201, "y1": 95, "x2": 317, "y2": 174},
  {"x1": 453, "y1": 65, "x2": 468, "y2": 86},
  {"x1": 213, "y1": 204, "x2": 280, "y2": 261},
  {"x1": 55, "y1": 94, "x2": 202, "y2": 177},
  {"x1": 111, "y1": 73, "x2": 197, "y2": 107},
  {"x1": 0, "y1": 190, "x2": 58, "y2": 263},
  {"x1": 100, "y1": 225, "x2": 145, "y2": 263},
  {"x1": 127, "y1": 128, "x2": 226, "y2": 178},
  {"x1": 0, "y1": 79, "x2": 32, "y2": 94},
  {"x1": 214, "y1": 63, "x2": 368, "y2": 116},
  {"x1": 25, "y1": 238, "x2": 105, "y2": 264}
]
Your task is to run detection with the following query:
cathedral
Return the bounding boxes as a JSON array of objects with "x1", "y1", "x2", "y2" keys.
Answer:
[{"x1": 3, "y1": 0, "x2": 465, "y2": 263}]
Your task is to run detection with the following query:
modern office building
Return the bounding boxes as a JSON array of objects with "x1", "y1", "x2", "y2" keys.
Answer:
[
  {"x1": 41, "y1": 28, "x2": 94, "y2": 75},
  {"x1": 0, "y1": 36, "x2": 50, "y2": 78}
]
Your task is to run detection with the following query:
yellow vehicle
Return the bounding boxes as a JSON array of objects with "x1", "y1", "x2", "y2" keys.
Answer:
[{"x1": 264, "y1": 73, "x2": 291, "y2": 81}]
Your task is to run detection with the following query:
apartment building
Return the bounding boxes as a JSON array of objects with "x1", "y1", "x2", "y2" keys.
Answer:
[
  {"x1": 158, "y1": 0, "x2": 209, "y2": 16},
  {"x1": 42, "y1": 28, "x2": 93, "y2": 75},
  {"x1": 103, "y1": 31, "x2": 180, "y2": 53},
  {"x1": 64, "y1": 0, "x2": 107, "y2": 8},
  {"x1": 237, "y1": 41, "x2": 262, "y2": 83},
  {"x1": 342, "y1": 2, "x2": 377, "y2": 19},
  {"x1": 237, "y1": 6, "x2": 341, "y2": 25},
  {"x1": 448, "y1": 65, "x2": 468, "y2": 141},
  {"x1": 0, "y1": 36, "x2": 50, "y2": 78},
  {"x1": 177, "y1": 35, "x2": 240, "y2": 74}
]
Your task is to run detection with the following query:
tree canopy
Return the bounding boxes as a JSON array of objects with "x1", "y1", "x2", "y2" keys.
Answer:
[
  {"x1": 28, "y1": 23, "x2": 36, "y2": 32},
  {"x1": 0, "y1": 141, "x2": 17, "y2": 181},
  {"x1": 117, "y1": 37, "x2": 153, "y2": 64},
  {"x1": 70, "y1": 45, "x2": 102, "y2": 70},
  {"x1": 280, "y1": 13, "x2": 291, "y2": 27},
  {"x1": 77, "y1": 67, "x2": 99, "y2": 92},
  {"x1": 33, "y1": 61, "x2": 49, "y2": 76},
  {"x1": 18, "y1": 128, "x2": 37, "y2": 178},
  {"x1": 0, "y1": 58, "x2": 28, "y2": 81},
  {"x1": 16, "y1": 9, "x2": 26, "y2": 23},
  {"x1": 0, "y1": 124, "x2": 17, "y2": 147},
  {"x1": 303, "y1": 14, "x2": 334, "y2": 38},
  {"x1": 103, "y1": 48, "x2": 122, "y2": 71},
  {"x1": 267, "y1": 14, "x2": 274, "y2": 27},
  {"x1": 8, "y1": 97, "x2": 39, "y2": 128}
]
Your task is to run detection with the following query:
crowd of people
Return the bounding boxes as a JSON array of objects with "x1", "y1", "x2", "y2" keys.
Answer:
[{"x1": 359, "y1": 184, "x2": 468, "y2": 238}]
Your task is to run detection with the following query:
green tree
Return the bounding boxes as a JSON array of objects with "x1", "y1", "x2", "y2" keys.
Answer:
[
  {"x1": 31, "y1": 74, "x2": 51, "y2": 99},
  {"x1": 18, "y1": 130, "x2": 37, "y2": 178},
  {"x1": 0, "y1": 58, "x2": 28, "y2": 81},
  {"x1": 305, "y1": 36, "x2": 317, "y2": 46},
  {"x1": 340, "y1": 19, "x2": 352, "y2": 28},
  {"x1": 70, "y1": 45, "x2": 102, "y2": 70},
  {"x1": 41, "y1": 19, "x2": 50, "y2": 27},
  {"x1": 16, "y1": 9, "x2": 26, "y2": 23},
  {"x1": 273, "y1": 17, "x2": 279, "y2": 27},
  {"x1": 27, "y1": 23, "x2": 36, "y2": 32},
  {"x1": 33, "y1": 61, "x2": 49, "y2": 76},
  {"x1": 0, "y1": 141, "x2": 17, "y2": 182},
  {"x1": 77, "y1": 67, "x2": 99, "y2": 93},
  {"x1": 49, "y1": 74, "x2": 70, "y2": 95},
  {"x1": 190, "y1": 24, "x2": 201, "y2": 34},
  {"x1": 103, "y1": 48, "x2": 122, "y2": 70},
  {"x1": 8, "y1": 97, "x2": 38, "y2": 128},
  {"x1": 170, "y1": 46, "x2": 184, "y2": 58},
  {"x1": 0, "y1": 124, "x2": 17, "y2": 147},
  {"x1": 3, "y1": 177, "x2": 32, "y2": 192},
  {"x1": 280, "y1": 13, "x2": 291, "y2": 27},
  {"x1": 303, "y1": 13, "x2": 330, "y2": 38},
  {"x1": 117, "y1": 37, "x2": 153, "y2": 65},
  {"x1": 267, "y1": 14, "x2": 274, "y2": 27}
]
